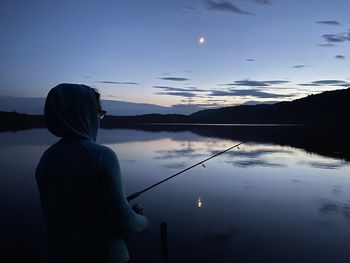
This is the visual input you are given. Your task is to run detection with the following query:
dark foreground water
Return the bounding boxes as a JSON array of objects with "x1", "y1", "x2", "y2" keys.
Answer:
[{"x1": 1, "y1": 127, "x2": 350, "y2": 263}]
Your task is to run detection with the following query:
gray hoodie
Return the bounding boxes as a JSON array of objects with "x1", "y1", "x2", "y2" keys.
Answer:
[{"x1": 36, "y1": 83, "x2": 147, "y2": 263}]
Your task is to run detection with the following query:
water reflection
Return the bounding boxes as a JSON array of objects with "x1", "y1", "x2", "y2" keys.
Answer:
[
  {"x1": 197, "y1": 197, "x2": 203, "y2": 208},
  {"x1": 1, "y1": 128, "x2": 350, "y2": 263}
]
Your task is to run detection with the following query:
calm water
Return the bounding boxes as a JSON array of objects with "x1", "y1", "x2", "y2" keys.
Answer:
[{"x1": 1, "y1": 128, "x2": 350, "y2": 262}]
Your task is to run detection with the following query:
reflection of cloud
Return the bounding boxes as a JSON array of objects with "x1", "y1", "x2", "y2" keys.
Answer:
[
  {"x1": 214, "y1": 147, "x2": 289, "y2": 168},
  {"x1": 303, "y1": 160, "x2": 346, "y2": 170},
  {"x1": 307, "y1": 161, "x2": 344, "y2": 169},
  {"x1": 216, "y1": 148, "x2": 292, "y2": 158},
  {"x1": 332, "y1": 185, "x2": 342, "y2": 195},
  {"x1": 163, "y1": 162, "x2": 187, "y2": 169},
  {"x1": 228, "y1": 159, "x2": 284, "y2": 168},
  {"x1": 319, "y1": 201, "x2": 338, "y2": 214},
  {"x1": 206, "y1": 228, "x2": 236, "y2": 243},
  {"x1": 155, "y1": 149, "x2": 206, "y2": 160},
  {"x1": 318, "y1": 199, "x2": 350, "y2": 221},
  {"x1": 316, "y1": 20, "x2": 341, "y2": 26},
  {"x1": 203, "y1": 0, "x2": 253, "y2": 15}
]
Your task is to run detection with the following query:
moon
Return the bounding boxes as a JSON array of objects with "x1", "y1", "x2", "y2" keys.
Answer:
[{"x1": 198, "y1": 36, "x2": 205, "y2": 45}]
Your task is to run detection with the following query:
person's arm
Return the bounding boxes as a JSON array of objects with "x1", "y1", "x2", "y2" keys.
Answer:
[{"x1": 100, "y1": 147, "x2": 148, "y2": 234}]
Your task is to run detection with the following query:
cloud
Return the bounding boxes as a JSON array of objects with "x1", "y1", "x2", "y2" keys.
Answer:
[
  {"x1": 322, "y1": 33, "x2": 350, "y2": 43},
  {"x1": 335, "y1": 55, "x2": 346, "y2": 60},
  {"x1": 299, "y1": 80, "x2": 350, "y2": 87},
  {"x1": 210, "y1": 89, "x2": 293, "y2": 98},
  {"x1": 203, "y1": 0, "x2": 253, "y2": 15},
  {"x1": 243, "y1": 100, "x2": 277, "y2": 105},
  {"x1": 96, "y1": 81, "x2": 139, "y2": 85},
  {"x1": 246, "y1": 58, "x2": 256, "y2": 62},
  {"x1": 317, "y1": 43, "x2": 336, "y2": 47},
  {"x1": 153, "y1": 86, "x2": 207, "y2": 92},
  {"x1": 219, "y1": 79, "x2": 289, "y2": 87},
  {"x1": 316, "y1": 20, "x2": 341, "y2": 26},
  {"x1": 293, "y1": 65, "x2": 310, "y2": 69},
  {"x1": 247, "y1": 0, "x2": 271, "y2": 4},
  {"x1": 155, "y1": 91, "x2": 198, "y2": 98},
  {"x1": 159, "y1": 77, "x2": 190, "y2": 81}
]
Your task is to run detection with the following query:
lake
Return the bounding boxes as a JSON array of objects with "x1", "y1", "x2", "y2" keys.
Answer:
[{"x1": 1, "y1": 126, "x2": 350, "y2": 262}]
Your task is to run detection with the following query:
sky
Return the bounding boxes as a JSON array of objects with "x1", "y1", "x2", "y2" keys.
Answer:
[{"x1": 1, "y1": 0, "x2": 350, "y2": 112}]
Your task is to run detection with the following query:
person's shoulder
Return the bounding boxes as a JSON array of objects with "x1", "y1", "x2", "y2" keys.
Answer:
[
  {"x1": 92, "y1": 143, "x2": 114, "y2": 155},
  {"x1": 92, "y1": 143, "x2": 118, "y2": 161}
]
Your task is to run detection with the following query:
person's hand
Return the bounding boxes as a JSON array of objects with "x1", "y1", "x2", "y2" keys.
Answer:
[{"x1": 132, "y1": 203, "x2": 144, "y2": 215}]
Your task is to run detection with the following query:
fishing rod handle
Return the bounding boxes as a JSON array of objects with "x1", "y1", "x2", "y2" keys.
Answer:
[{"x1": 127, "y1": 191, "x2": 140, "y2": 201}]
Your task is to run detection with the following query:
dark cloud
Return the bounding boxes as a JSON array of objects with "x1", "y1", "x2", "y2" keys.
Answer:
[
  {"x1": 156, "y1": 91, "x2": 197, "y2": 98},
  {"x1": 316, "y1": 20, "x2": 341, "y2": 26},
  {"x1": 335, "y1": 55, "x2": 346, "y2": 60},
  {"x1": 247, "y1": 0, "x2": 271, "y2": 4},
  {"x1": 210, "y1": 90, "x2": 233, "y2": 96},
  {"x1": 293, "y1": 65, "x2": 310, "y2": 69},
  {"x1": 210, "y1": 89, "x2": 293, "y2": 98},
  {"x1": 203, "y1": 0, "x2": 253, "y2": 15},
  {"x1": 322, "y1": 33, "x2": 350, "y2": 43},
  {"x1": 159, "y1": 77, "x2": 190, "y2": 81},
  {"x1": 317, "y1": 43, "x2": 335, "y2": 47},
  {"x1": 220, "y1": 79, "x2": 289, "y2": 87},
  {"x1": 246, "y1": 58, "x2": 256, "y2": 62},
  {"x1": 96, "y1": 81, "x2": 139, "y2": 85},
  {"x1": 243, "y1": 100, "x2": 277, "y2": 105},
  {"x1": 299, "y1": 80, "x2": 349, "y2": 87},
  {"x1": 153, "y1": 86, "x2": 207, "y2": 92},
  {"x1": 264, "y1": 80, "x2": 290, "y2": 85},
  {"x1": 206, "y1": 99, "x2": 228, "y2": 102}
]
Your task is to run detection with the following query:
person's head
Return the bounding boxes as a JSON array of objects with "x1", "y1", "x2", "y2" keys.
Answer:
[{"x1": 44, "y1": 83, "x2": 105, "y2": 142}]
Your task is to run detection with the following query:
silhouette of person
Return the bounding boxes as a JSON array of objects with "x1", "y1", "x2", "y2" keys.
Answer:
[{"x1": 36, "y1": 83, "x2": 148, "y2": 263}]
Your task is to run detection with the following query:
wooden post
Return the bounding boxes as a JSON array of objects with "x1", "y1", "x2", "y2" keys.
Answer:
[{"x1": 160, "y1": 222, "x2": 168, "y2": 263}]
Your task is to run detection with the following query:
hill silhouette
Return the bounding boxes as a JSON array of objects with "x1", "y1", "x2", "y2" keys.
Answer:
[
  {"x1": 1, "y1": 88, "x2": 350, "y2": 131},
  {"x1": 191, "y1": 88, "x2": 350, "y2": 124}
]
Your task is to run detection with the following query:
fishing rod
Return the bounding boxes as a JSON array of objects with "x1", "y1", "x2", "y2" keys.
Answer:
[{"x1": 127, "y1": 141, "x2": 246, "y2": 201}]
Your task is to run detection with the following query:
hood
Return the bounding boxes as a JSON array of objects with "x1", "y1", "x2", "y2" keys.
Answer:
[{"x1": 44, "y1": 83, "x2": 99, "y2": 141}]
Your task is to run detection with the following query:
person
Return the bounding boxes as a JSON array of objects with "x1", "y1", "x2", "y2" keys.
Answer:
[{"x1": 36, "y1": 83, "x2": 148, "y2": 263}]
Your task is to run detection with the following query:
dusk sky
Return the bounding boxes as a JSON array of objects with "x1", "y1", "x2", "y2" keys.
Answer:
[{"x1": 1, "y1": 0, "x2": 350, "y2": 110}]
